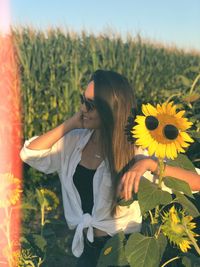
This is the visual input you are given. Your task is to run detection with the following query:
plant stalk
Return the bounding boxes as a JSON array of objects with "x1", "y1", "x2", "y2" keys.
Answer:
[
  {"x1": 158, "y1": 158, "x2": 165, "y2": 189},
  {"x1": 189, "y1": 73, "x2": 200, "y2": 94},
  {"x1": 186, "y1": 229, "x2": 200, "y2": 255},
  {"x1": 160, "y1": 256, "x2": 180, "y2": 267}
]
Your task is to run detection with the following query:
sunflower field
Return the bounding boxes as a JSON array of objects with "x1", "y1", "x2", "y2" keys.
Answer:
[{"x1": 13, "y1": 27, "x2": 200, "y2": 266}]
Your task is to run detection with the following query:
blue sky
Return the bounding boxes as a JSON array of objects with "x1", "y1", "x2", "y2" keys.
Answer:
[{"x1": 11, "y1": 0, "x2": 200, "y2": 51}]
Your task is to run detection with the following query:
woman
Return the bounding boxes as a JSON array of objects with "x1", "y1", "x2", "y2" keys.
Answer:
[{"x1": 20, "y1": 70, "x2": 200, "y2": 267}]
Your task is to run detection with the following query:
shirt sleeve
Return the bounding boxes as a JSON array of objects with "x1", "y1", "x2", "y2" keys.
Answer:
[
  {"x1": 20, "y1": 136, "x2": 64, "y2": 174},
  {"x1": 20, "y1": 129, "x2": 83, "y2": 174}
]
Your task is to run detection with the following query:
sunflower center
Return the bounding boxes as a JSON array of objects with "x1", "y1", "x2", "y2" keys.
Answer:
[
  {"x1": 163, "y1": 124, "x2": 179, "y2": 140},
  {"x1": 145, "y1": 116, "x2": 159, "y2": 130}
]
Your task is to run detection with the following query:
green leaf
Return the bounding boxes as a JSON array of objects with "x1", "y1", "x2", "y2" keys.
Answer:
[
  {"x1": 97, "y1": 232, "x2": 128, "y2": 267},
  {"x1": 157, "y1": 234, "x2": 167, "y2": 261},
  {"x1": 182, "y1": 252, "x2": 200, "y2": 267},
  {"x1": 125, "y1": 233, "x2": 160, "y2": 267},
  {"x1": 117, "y1": 198, "x2": 134, "y2": 206},
  {"x1": 138, "y1": 178, "x2": 172, "y2": 214},
  {"x1": 31, "y1": 234, "x2": 47, "y2": 252},
  {"x1": 177, "y1": 75, "x2": 192, "y2": 88},
  {"x1": 163, "y1": 177, "x2": 193, "y2": 198},
  {"x1": 21, "y1": 202, "x2": 37, "y2": 210},
  {"x1": 175, "y1": 191, "x2": 200, "y2": 217},
  {"x1": 24, "y1": 234, "x2": 47, "y2": 258},
  {"x1": 118, "y1": 194, "x2": 137, "y2": 206},
  {"x1": 182, "y1": 93, "x2": 200, "y2": 103},
  {"x1": 167, "y1": 154, "x2": 196, "y2": 172},
  {"x1": 188, "y1": 131, "x2": 200, "y2": 143},
  {"x1": 36, "y1": 188, "x2": 44, "y2": 206}
]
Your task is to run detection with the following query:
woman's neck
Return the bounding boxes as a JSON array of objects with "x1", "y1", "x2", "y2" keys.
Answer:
[
  {"x1": 90, "y1": 130, "x2": 104, "y2": 159},
  {"x1": 91, "y1": 129, "x2": 101, "y2": 144}
]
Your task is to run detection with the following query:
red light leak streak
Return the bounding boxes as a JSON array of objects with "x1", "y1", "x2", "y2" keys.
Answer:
[{"x1": 0, "y1": 1, "x2": 22, "y2": 264}]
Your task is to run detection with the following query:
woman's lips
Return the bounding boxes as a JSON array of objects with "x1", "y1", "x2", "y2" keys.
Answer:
[{"x1": 83, "y1": 116, "x2": 89, "y2": 120}]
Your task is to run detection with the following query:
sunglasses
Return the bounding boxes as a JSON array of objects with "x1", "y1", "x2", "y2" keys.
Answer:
[{"x1": 80, "y1": 93, "x2": 96, "y2": 111}]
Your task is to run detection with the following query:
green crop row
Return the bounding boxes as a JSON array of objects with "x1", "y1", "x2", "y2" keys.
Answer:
[{"x1": 13, "y1": 28, "x2": 200, "y2": 138}]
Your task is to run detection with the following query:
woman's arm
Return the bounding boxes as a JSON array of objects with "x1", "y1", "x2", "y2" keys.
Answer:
[
  {"x1": 20, "y1": 111, "x2": 84, "y2": 174},
  {"x1": 164, "y1": 164, "x2": 200, "y2": 190},
  {"x1": 27, "y1": 111, "x2": 84, "y2": 150},
  {"x1": 120, "y1": 158, "x2": 200, "y2": 200}
]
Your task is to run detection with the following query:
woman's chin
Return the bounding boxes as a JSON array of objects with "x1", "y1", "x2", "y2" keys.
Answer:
[
  {"x1": 83, "y1": 121, "x2": 92, "y2": 129},
  {"x1": 83, "y1": 121, "x2": 98, "y2": 129}
]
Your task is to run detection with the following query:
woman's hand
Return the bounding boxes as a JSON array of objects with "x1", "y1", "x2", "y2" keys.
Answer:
[
  {"x1": 67, "y1": 110, "x2": 84, "y2": 129},
  {"x1": 27, "y1": 111, "x2": 84, "y2": 150},
  {"x1": 119, "y1": 158, "x2": 158, "y2": 200}
]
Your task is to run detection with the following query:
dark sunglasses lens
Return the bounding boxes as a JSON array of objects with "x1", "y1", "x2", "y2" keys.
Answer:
[
  {"x1": 163, "y1": 124, "x2": 179, "y2": 140},
  {"x1": 80, "y1": 94, "x2": 95, "y2": 111},
  {"x1": 145, "y1": 116, "x2": 159, "y2": 130},
  {"x1": 86, "y1": 100, "x2": 95, "y2": 111}
]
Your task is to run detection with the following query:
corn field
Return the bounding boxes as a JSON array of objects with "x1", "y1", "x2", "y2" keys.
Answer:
[{"x1": 13, "y1": 27, "x2": 200, "y2": 139}]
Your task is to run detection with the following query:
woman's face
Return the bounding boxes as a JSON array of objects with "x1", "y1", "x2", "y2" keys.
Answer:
[{"x1": 80, "y1": 81, "x2": 101, "y2": 129}]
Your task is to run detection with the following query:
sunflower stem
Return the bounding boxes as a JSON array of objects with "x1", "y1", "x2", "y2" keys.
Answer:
[
  {"x1": 149, "y1": 210, "x2": 155, "y2": 224},
  {"x1": 185, "y1": 228, "x2": 200, "y2": 255},
  {"x1": 166, "y1": 93, "x2": 181, "y2": 103},
  {"x1": 158, "y1": 158, "x2": 165, "y2": 189},
  {"x1": 41, "y1": 204, "x2": 45, "y2": 236},
  {"x1": 189, "y1": 73, "x2": 200, "y2": 95},
  {"x1": 154, "y1": 225, "x2": 162, "y2": 239},
  {"x1": 160, "y1": 256, "x2": 180, "y2": 267},
  {"x1": 155, "y1": 205, "x2": 160, "y2": 221}
]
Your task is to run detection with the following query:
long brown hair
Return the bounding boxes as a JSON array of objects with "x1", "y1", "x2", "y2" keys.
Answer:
[{"x1": 90, "y1": 70, "x2": 137, "y2": 213}]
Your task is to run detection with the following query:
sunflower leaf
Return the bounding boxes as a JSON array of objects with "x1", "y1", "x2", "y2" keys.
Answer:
[
  {"x1": 174, "y1": 191, "x2": 200, "y2": 217},
  {"x1": 117, "y1": 198, "x2": 134, "y2": 206},
  {"x1": 182, "y1": 93, "x2": 200, "y2": 103},
  {"x1": 21, "y1": 202, "x2": 37, "y2": 210},
  {"x1": 36, "y1": 188, "x2": 44, "y2": 206},
  {"x1": 163, "y1": 177, "x2": 193, "y2": 198},
  {"x1": 188, "y1": 131, "x2": 200, "y2": 143},
  {"x1": 138, "y1": 178, "x2": 172, "y2": 215},
  {"x1": 167, "y1": 154, "x2": 196, "y2": 172},
  {"x1": 97, "y1": 232, "x2": 128, "y2": 267},
  {"x1": 118, "y1": 194, "x2": 138, "y2": 206},
  {"x1": 182, "y1": 252, "x2": 200, "y2": 267},
  {"x1": 157, "y1": 234, "x2": 167, "y2": 261},
  {"x1": 125, "y1": 233, "x2": 160, "y2": 267},
  {"x1": 177, "y1": 75, "x2": 192, "y2": 88}
]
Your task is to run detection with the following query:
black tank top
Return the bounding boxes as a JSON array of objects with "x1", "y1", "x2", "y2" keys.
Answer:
[{"x1": 73, "y1": 164, "x2": 96, "y2": 214}]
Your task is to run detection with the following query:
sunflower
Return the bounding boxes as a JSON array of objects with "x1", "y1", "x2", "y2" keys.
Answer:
[
  {"x1": 161, "y1": 206, "x2": 198, "y2": 253},
  {"x1": 131, "y1": 102, "x2": 193, "y2": 159},
  {"x1": 0, "y1": 173, "x2": 22, "y2": 208},
  {"x1": 37, "y1": 188, "x2": 59, "y2": 211}
]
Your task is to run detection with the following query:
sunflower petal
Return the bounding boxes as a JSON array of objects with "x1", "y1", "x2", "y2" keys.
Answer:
[
  {"x1": 142, "y1": 103, "x2": 157, "y2": 116},
  {"x1": 171, "y1": 143, "x2": 178, "y2": 159},
  {"x1": 148, "y1": 140, "x2": 158, "y2": 156},
  {"x1": 174, "y1": 140, "x2": 185, "y2": 153},
  {"x1": 156, "y1": 143, "x2": 166, "y2": 159},
  {"x1": 180, "y1": 132, "x2": 194, "y2": 143},
  {"x1": 176, "y1": 110, "x2": 185, "y2": 118}
]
